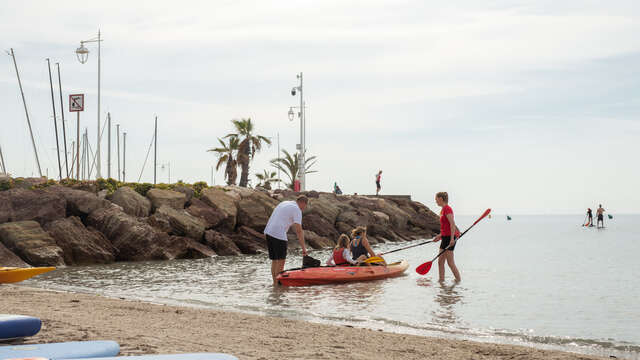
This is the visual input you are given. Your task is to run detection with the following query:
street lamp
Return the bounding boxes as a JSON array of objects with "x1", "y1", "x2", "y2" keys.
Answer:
[
  {"x1": 75, "y1": 30, "x2": 102, "y2": 179},
  {"x1": 289, "y1": 72, "x2": 306, "y2": 191},
  {"x1": 161, "y1": 162, "x2": 171, "y2": 184}
]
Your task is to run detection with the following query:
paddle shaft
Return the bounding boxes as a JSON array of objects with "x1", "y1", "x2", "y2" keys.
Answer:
[
  {"x1": 425, "y1": 209, "x2": 490, "y2": 264},
  {"x1": 378, "y1": 239, "x2": 435, "y2": 256}
]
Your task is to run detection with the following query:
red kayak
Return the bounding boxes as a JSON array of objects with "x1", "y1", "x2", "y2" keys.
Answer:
[{"x1": 277, "y1": 260, "x2": 409, "y2": 286}]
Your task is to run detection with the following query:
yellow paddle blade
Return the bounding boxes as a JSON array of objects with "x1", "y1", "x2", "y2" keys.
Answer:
[{"x1": 364, "y1": 256, "x2": 385, "y2": 264}]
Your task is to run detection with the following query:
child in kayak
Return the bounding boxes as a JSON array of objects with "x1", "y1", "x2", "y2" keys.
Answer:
[{"x1": 326, "y1": 234, "x2": 363, "y2": 266}]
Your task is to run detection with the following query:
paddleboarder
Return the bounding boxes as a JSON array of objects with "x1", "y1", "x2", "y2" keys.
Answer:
[
  {"x1": 264, "y1": 195, "x2": 309, "y2": 285},
  {"x1": 596, "y1": 204, "x2": 605, "y2": 228},
  {"x1": 433, "y1": 192, "x2": 461, "y2": 282}
]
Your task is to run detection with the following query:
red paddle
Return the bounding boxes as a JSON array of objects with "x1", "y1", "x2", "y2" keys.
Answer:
[{"x1": 415, "y1": 208, "x2": 491, "y2": 275}]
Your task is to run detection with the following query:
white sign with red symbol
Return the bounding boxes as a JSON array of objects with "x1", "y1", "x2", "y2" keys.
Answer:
[{"x1": 69, "y1": 94, "x2": 84, "y2": 112}]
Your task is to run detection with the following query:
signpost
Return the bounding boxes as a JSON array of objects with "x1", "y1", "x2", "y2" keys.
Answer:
[{"x1": 69, "y1": 94, "x2": 84, "y2": 180}]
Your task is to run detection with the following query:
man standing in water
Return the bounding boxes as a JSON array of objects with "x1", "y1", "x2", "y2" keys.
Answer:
[
  {"x1": 596, "y1": 204, "x2": 606, "y2": 228},
  {"x1": 264, "y1": 195, "x2": 309, "y2": 285},
  {"x1": 375, "y1": 170, "x2": 383, "y2": 196}
]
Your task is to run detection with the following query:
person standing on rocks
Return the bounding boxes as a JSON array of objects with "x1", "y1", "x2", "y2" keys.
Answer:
[
  {"x1": 375, "y1": 170, "x2": 383, "y2": 196},
  {"x1": 264, "y1": 195, "x2": 309, "y2": 285}
]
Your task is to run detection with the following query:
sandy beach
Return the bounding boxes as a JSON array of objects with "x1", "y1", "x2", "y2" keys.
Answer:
[{"x1": 0, "y1": 285, "x2": 604, "y2": 360}]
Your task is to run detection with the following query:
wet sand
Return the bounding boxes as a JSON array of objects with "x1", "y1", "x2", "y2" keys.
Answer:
[{"x1": 1, "y1": 285, "x2": 604, "y2": 360}]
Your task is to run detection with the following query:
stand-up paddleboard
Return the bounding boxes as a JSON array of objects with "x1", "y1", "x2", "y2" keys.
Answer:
[
  {"x1": 0, "y1": 267, "x2": 55, "y2": 284},
  {"x1": 0, "y1": 340, "x2": 119, "y2": 359},
  {"x1": 72, "y1": 353, "x2": 238, "y2": 360},
  {"x1": 0, "y1": 315, "x2": 41, "y2": 341}
]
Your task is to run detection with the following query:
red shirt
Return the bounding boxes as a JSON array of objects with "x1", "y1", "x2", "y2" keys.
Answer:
[{"x1": 440, "y1": 205, "x2": 457, "y2": 236}]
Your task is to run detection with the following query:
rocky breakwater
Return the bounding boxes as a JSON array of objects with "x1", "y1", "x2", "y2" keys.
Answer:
[{"x1": 0, "y1": 179, "x2": 440, "y2": 267}]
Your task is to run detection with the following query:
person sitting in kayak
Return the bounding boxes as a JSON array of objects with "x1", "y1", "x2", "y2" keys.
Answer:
[
  {"x1": 326, "y1": 234, "x2": 363, "y2": 266},
  {"x1": 350, "y1": 226, "x2": 382, "y2": 265}
]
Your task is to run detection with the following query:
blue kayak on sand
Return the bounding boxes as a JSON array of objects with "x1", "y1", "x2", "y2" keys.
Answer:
[
  {"x1": 72, "y1": 354, "x2": 238, "y2": 360},
  {"x1": 0, "y1": 314, "x2": 41, "y2": 340},
  {"x1": 0, "y1": 340, "x2": 119, "y2": 359}
]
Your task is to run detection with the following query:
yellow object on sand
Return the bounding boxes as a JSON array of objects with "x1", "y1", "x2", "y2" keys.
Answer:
[{"x1": 0, "y1": 267, "x2": 56, "y2": 284}]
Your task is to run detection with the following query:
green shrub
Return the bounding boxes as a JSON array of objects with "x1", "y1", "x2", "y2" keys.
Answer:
[
  {"x1": 0, "y1": 177, "x2": 13, "y2": 191},
  {"x1": 192, "y1": 181, "x2": 208, "y2": 198},
  {"x1": 133, "y1": 182, "x2": 154, "y2": 196}
]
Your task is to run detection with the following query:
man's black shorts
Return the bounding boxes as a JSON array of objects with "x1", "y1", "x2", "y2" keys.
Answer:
[{"x1": 266, "y1": 234, "x2": 287, "y2": 260}]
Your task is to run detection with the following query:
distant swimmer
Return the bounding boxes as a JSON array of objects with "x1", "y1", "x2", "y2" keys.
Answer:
[{"x1": 597, "y1": 204, "x2": 605, "y2": 228}]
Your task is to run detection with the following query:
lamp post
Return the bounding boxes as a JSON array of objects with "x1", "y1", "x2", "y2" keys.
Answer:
[
  {"x1": 75, "y1": 30, "x2": 102, "y2": 179},
  {"x1": 161, "y1": 162, "x2": 171, "y2": 184},
  {"x1": 290, "y1": 72, "x2": 306, "y2": 191}
]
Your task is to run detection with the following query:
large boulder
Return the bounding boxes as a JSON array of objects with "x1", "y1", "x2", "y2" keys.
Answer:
[
  {"x1": 47, "y1": 186, "x2": 110, "y2": 218},
  {"x1": 222, "y1": 185, "x2": 254, "y2": 199},
  {"x1": 236, "y1": 192, "x2": 279, "y2": 231},
  {"x1": 0, "y1": 242, "x2": 30, "y2": 267},
  {"x1": 0, "y1": 188, "x2": 66, "y2": 226},
  {"x1": 149, "y1": 205, "x2": 206, "y2": 241},
  {"x1": 367, "y1": 223, "x2": 400, "y2": 242},
  {"x1": 108, "y1": 186, "x2": 151, "y2": 217},
  {"x1": 185, "y1": 198, "x2": 226, "y2": 229},
  {"x1": 200, "y1": 188, "x2": 238, "y2": 229},
  {"x1": 302, "y1": 213, "x2": 339, "y2": 240},
  {"x1": 45, "y1": 217, "x2": 116, "y2": 265},
  {"x1": 146, "y1": 188, "x2": 187, "y2": 211},
  {"x1": 336, "y1": 209, "x2": 374, "y2": 228},
  {"x1": 172, "y1": 186, "x2": 194, "y2": 205},
  {"x1": 304, "y1": 230, "x2": 334, "y2": 249},
  {"x1": 0, "y1": 221, "x2": 65, "y2": 266},
  {"x1": 165, "y1": 236, "x2": 216, "y2": 259},
  {"x1": 0, "y1": 191, "x2": 12, "y2": 224},
  {"x1": 305, "y1": 197, "x2": 341, "y2": 225},
  {"x1": 87, "y1": 205, "x2": 175, "y2": 261},
  {"x1": 204, "y1": 230, "x2": 242, "y2": 256},
  {"x1": 230, "y1": 234, "x2": 264, "y2": 255}
]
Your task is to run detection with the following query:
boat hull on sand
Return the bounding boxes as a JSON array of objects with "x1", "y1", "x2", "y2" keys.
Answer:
[
  {"x1": 277, "y1": 260, "x2": 409, "y2": 286},
  {"x1": 0, "y1": 267, "x2": 55, "y2": 284}
]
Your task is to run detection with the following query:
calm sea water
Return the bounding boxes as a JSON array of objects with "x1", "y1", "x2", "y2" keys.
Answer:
[{"x1": 23, "y1": 215, "x2": 640, "y2": 359}]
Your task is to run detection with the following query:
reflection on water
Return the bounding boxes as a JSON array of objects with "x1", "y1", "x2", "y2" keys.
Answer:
[
  {"x1": 432, "y1": 282, "x2": 463, "y2": 326},
  {"x1": 23, "y1": 215, "x2": 640, "y2": 359}
]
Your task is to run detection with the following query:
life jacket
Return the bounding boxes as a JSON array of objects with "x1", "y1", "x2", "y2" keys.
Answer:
[{"x1": 332, "y1": 248, "x2": 347, "y2": 265}]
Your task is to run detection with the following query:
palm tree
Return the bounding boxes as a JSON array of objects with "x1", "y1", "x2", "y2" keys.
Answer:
[
  {"x1": 207, "y1": 137, "x2": 239, "y2": 185},
  {"x1": 255, "y1": 170, "x2": 280, "y2": 190},
  {"x1": 270, "y1": 149, "x2": 317, "y2": 190},
  {"x1": 225, "y1": 118, "x2": 271, "y2": 188}
]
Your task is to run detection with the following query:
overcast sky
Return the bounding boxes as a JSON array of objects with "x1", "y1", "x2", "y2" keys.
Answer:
[{"x1": 1, "y1": 1, "x2": 639, "y2": 214}]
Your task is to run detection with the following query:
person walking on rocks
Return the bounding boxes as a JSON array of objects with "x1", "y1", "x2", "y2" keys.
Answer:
[
  {"x1": 264, "y1": 195, "x2": 309, "y2": 285},
  {"x1": 375, "y1": 170, "x2": 383, "y2": 196}
]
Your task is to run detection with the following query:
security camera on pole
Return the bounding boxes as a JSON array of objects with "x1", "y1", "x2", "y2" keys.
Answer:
[{"x1": 290, "y1": 72, "x2": 306, "y2": 191}]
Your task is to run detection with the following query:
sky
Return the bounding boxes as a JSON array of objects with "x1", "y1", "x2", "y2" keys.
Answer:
[{"x1": 0, "y1": 1, "x2": 639, "y2": 214}]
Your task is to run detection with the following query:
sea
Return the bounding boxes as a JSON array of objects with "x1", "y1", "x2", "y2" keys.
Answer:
[{"x1": 22, "y1": 215, "x2": 640, "y2": 359}]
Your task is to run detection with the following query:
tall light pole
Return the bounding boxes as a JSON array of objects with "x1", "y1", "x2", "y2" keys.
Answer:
[
  {"x1": 290, "y1": 72, "x2": 306, "y2": 191},
  {"x1": 75, "y1": 30, "x2": 102, "y2": 179}
]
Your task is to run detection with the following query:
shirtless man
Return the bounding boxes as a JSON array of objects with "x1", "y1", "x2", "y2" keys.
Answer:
[{"x1": 596, "y1": 204, "x2": 605, "y2": 229}]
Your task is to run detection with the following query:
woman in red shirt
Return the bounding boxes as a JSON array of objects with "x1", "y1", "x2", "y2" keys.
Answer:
[{"x1": 433, "y1": 192, "x2": 461, "y2": 282}]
